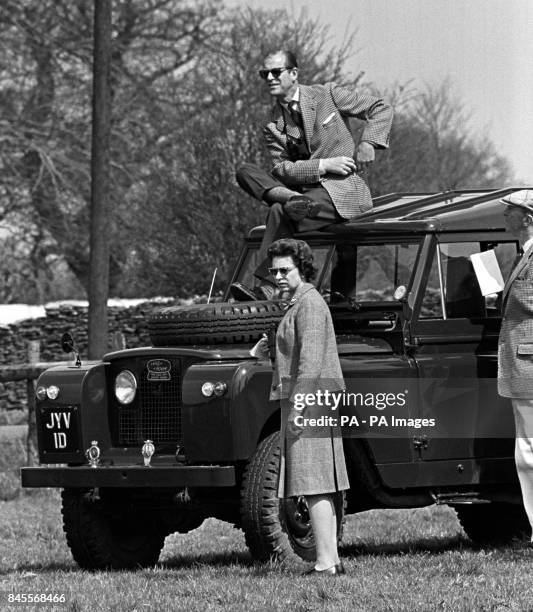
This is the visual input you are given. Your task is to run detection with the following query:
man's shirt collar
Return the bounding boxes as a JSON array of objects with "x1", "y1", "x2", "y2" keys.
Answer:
[
  {"x1": 280, "y1": 87, "x2": 300, "y2": 108},
  {"x1": 523, "y1": 236, "x2": 533, "y2": 253}
]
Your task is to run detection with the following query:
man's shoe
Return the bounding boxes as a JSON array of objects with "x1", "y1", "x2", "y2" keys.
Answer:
[
  {"x1": 229, "y1": 282, "x2": 277, "y2": 302},
  {"x1": 284, "y1": 195, "x2": 321, "y2": 222}
]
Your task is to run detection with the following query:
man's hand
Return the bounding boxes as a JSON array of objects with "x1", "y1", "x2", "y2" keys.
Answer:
[
  {"x1": 355, "y1": 141, "x2": 375, "y2": 170},
  {"x1": 320, "y1": 156, "x2": 357, "y2": 176}
]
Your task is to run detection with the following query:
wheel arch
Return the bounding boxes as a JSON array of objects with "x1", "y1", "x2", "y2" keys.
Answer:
[{"x1": 256, "y1": 409, "x2": 281, "y2": 446}]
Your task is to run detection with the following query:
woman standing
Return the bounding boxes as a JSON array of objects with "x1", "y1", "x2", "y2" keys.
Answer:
[{"x1": 267, "y1": 238, "x2": 349, "y2": 576}]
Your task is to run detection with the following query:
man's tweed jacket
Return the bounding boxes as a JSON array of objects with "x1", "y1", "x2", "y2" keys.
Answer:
[
  {"x1": 263, "y1": 82, "x2": 392, "y2": 219},
  {"x1": 498, "y1": 244, "x2": 533, "y2": 398},
  {"x1": 270, "y1": 282, "x2": 349, "y2": 498}
]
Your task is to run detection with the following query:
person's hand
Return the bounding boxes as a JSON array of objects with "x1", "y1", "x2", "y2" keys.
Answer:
[
  {"x1": 249, "y1": 334, "x2": 270, "y2": 359},
  {"x1": 355, "y1": 141, "x2": 375, "y2": 170},
  {"x1": 321, "y1": 156, "x2": 357, "y2": 176}
]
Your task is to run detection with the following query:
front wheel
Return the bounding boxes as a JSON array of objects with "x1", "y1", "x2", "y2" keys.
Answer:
[
  {"x1": 240, "y1": 431, "x2": 345, "y2": 562},
  {"x1": 61, "y1": 489, "x2": 166, "y2": 570}
]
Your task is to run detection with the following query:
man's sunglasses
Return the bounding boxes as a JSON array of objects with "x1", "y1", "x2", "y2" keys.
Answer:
[
  {"x1": 268, "y1": 266, "x2": 296, "y2": 276},
  {"x1": 258, "y1": 66, "x2": 293, "y2": 80}
]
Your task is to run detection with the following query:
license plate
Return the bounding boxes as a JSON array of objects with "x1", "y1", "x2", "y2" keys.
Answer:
[{"x1": 39, "y1": 405, "x2": 80, "y2": 453}]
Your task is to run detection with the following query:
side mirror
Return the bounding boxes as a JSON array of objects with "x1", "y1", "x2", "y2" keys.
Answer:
[
  {"x1": 61, "y1": 332, "x2": 75, "y2": 354},
  {"x1": 393, "y1": 285, "x2": 408, "y2": 302},
  {"x1": 61, "y1": 332, "x2": 81, "y2": 367},
  {"x1": 394, "y1": 285, "x2": 413, "y2": 323}
]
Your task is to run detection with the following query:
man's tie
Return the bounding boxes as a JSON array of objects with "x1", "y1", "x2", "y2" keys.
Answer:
[{"x1": 288, "y1": 100, "x2": 304, "y2": 130}]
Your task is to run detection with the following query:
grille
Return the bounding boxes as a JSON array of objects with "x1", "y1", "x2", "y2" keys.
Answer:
[{"x1": 116, "y1": 359, "x2": 182, "y2": 447}]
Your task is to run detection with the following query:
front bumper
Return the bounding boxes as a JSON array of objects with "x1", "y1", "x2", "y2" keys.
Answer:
[{"x1": 21, "y1": 465, "x2": 235, "y2": 488}]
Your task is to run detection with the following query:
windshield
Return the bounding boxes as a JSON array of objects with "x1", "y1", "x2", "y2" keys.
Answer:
[
  {"x1": 320, "y1": 242, "x2": 420, "y2": 304},
  {"x1": 233, "y1": 240, "x2": 420, "y2": 307},
  {"x1": 234, "y1": 244, "x2": 331, "y2": 289}
]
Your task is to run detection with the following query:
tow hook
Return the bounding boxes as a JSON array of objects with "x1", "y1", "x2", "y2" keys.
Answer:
[
  {"x1": 83, "y1": 488, "x2": 101, "y2": 503},
  {"x1": 174, "y1": 487, "x2": 191, "y2": 504}
]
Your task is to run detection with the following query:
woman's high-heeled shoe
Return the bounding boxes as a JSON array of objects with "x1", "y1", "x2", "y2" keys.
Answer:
[
  {"x1": 302, "y1": 565, "x2": 338, "y2": 576},
  {"x1": 335, "y1": 561, "x2": 346, "y2": 575}
]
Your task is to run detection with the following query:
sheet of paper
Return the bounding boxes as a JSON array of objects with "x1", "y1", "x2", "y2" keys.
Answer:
[{"x1": 469, "y1": 250, "x2": 505, "y2": 296}]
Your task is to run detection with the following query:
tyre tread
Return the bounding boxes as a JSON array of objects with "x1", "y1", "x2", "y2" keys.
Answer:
[
  {"x1": 61, "y1": 489, "x2": 165, "y2": 570},
  {"x1": 148, "y1": 301, "x2": 283, "y2": 346}
]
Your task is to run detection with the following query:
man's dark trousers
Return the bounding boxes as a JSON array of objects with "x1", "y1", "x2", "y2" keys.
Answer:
[{"x1": 236, "y1": 163, "x2": 343, "y2": 282}]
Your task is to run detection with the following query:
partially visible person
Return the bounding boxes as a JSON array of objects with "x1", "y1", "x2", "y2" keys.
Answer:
[
  {"x1": 266, "y1": 238, "x2": 349, "y2": 575},
  {"x1": 498, "y1": 189, "x2": 533, "y2": 541},
  {"x1": 232, "y1": 49, "x2": 392, "y2": 301}
]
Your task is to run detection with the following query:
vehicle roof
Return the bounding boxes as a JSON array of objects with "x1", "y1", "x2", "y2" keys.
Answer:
[{"x1": 248, "y1": 187, "x2": 525, "y2": 238}]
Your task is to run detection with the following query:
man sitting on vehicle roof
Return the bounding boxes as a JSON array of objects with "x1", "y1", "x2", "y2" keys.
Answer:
[{"x1": 231, "y1": 49, "x2": 393, "y2": 301}]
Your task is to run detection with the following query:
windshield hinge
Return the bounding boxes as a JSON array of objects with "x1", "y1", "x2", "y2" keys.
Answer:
[{"x1": 413, "y1": 435, "x2": 429, "y2": 454}]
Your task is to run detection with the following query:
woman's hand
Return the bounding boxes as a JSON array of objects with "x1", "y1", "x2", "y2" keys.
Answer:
[{"x1": 250, "y1": 334, "x2": 270, "y2": 359}]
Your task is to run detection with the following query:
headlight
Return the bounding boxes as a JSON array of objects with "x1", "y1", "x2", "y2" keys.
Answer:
[
  {"x1": 36, "y1": 385, "x2": 60, "y2": 400},
  {"x1": 213, "y1": 382, "x2": 227, "y2": 397},
  {"x1": 115, "y1": 370, "x2": 137, "y2": 404},
  {"x1": 201, "y1": 381, "x2": 227, "y2": 397},
  {"x1": 46, "y1": 385, "x2": 60, "y2": 400},
  {"x1": 201, "y1": 382, "x2": 215, "y2": 397}
]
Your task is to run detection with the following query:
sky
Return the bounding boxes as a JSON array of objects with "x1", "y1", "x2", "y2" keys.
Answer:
[{"x1": 237, "y1": 0, "x2": 533, "y2": 184}]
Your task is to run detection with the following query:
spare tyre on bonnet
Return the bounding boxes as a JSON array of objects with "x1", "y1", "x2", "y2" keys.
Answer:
[{"x1": 148, "y1": 300, "x2": 283, "y2": 346}]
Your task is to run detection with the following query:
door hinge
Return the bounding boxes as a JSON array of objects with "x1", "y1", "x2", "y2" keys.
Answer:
[{"x1": 413, "y1": 435, "x2": 429, "y2": 452}]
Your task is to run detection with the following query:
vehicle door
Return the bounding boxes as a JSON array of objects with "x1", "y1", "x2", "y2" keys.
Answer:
[
  {"x1": 320, "y1": 239, "x2": 421, "y2": 468},
  {"x1": 409, "y1": 234, "x2": 518, "y2": 486}
]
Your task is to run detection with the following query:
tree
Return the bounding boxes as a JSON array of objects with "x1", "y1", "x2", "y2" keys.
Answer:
[
  {"x1": 0, "y1": 2, "x2": 514, "y2": 304},
  {"x1": 372, "y1": 80, "x2": 512, "y2": 195},
  {"x1": 0, "y1": 0, "x2": 223, "y2": 301}
]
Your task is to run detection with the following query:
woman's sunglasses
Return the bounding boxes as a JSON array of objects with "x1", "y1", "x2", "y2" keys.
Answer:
[{"x1": 268, "y1": 266, "x2": 296, "y2": 276}]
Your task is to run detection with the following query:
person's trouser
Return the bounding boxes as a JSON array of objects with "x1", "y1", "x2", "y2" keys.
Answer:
[
  {"x1": 236, "y1": 163, "x2": 343, "y2": 282},
  {"x1": 512, "y1": 398, "x2": 533, "y2": 540}
]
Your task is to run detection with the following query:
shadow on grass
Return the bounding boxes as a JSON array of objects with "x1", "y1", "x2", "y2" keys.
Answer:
[
  {"x1": 161, "y1": 534, "x2": 475, "y2": 569},
  {"x1": 9, "y1": 535, "x2": 527, "y2": 576},
  {"x1": 0, "y1": 561, "x2": 77, "y2": 575},
  {"x1": 6, "y1": 541, "x2": 529, "y2": 577},
  {"x1": 340, "y1": 534, "x2": 469, "y2": 557},
  {"x1": 160, "y1": 550, "x2": 253, "y2": 570}
]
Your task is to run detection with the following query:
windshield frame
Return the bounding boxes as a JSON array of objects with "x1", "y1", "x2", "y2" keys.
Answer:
[{"x1": 226, "y1": 234, "x2": 424, "y2": 308}]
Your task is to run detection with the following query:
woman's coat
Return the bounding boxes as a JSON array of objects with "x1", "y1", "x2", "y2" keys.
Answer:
[{"x1": 270, "y1": 282, "x2": 350, "y2": 497}]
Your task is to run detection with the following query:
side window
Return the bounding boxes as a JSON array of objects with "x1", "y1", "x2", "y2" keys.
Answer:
[{"x1": 420, "y1": 241, "x2": 518, "y2": 319}]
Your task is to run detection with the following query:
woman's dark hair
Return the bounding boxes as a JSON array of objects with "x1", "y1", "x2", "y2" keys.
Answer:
[{"x1": 267, "y1": 238, "x2": 317, "y2": 282}]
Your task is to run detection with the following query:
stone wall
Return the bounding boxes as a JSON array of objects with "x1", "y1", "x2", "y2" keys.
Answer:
[{"x1": 0, "y1": 298, "x2": 184, "y2": 420}]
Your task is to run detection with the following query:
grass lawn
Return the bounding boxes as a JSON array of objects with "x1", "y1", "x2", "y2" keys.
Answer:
[{"x1": 1, "y1": 490, "x2": 532, "y2": 611}]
